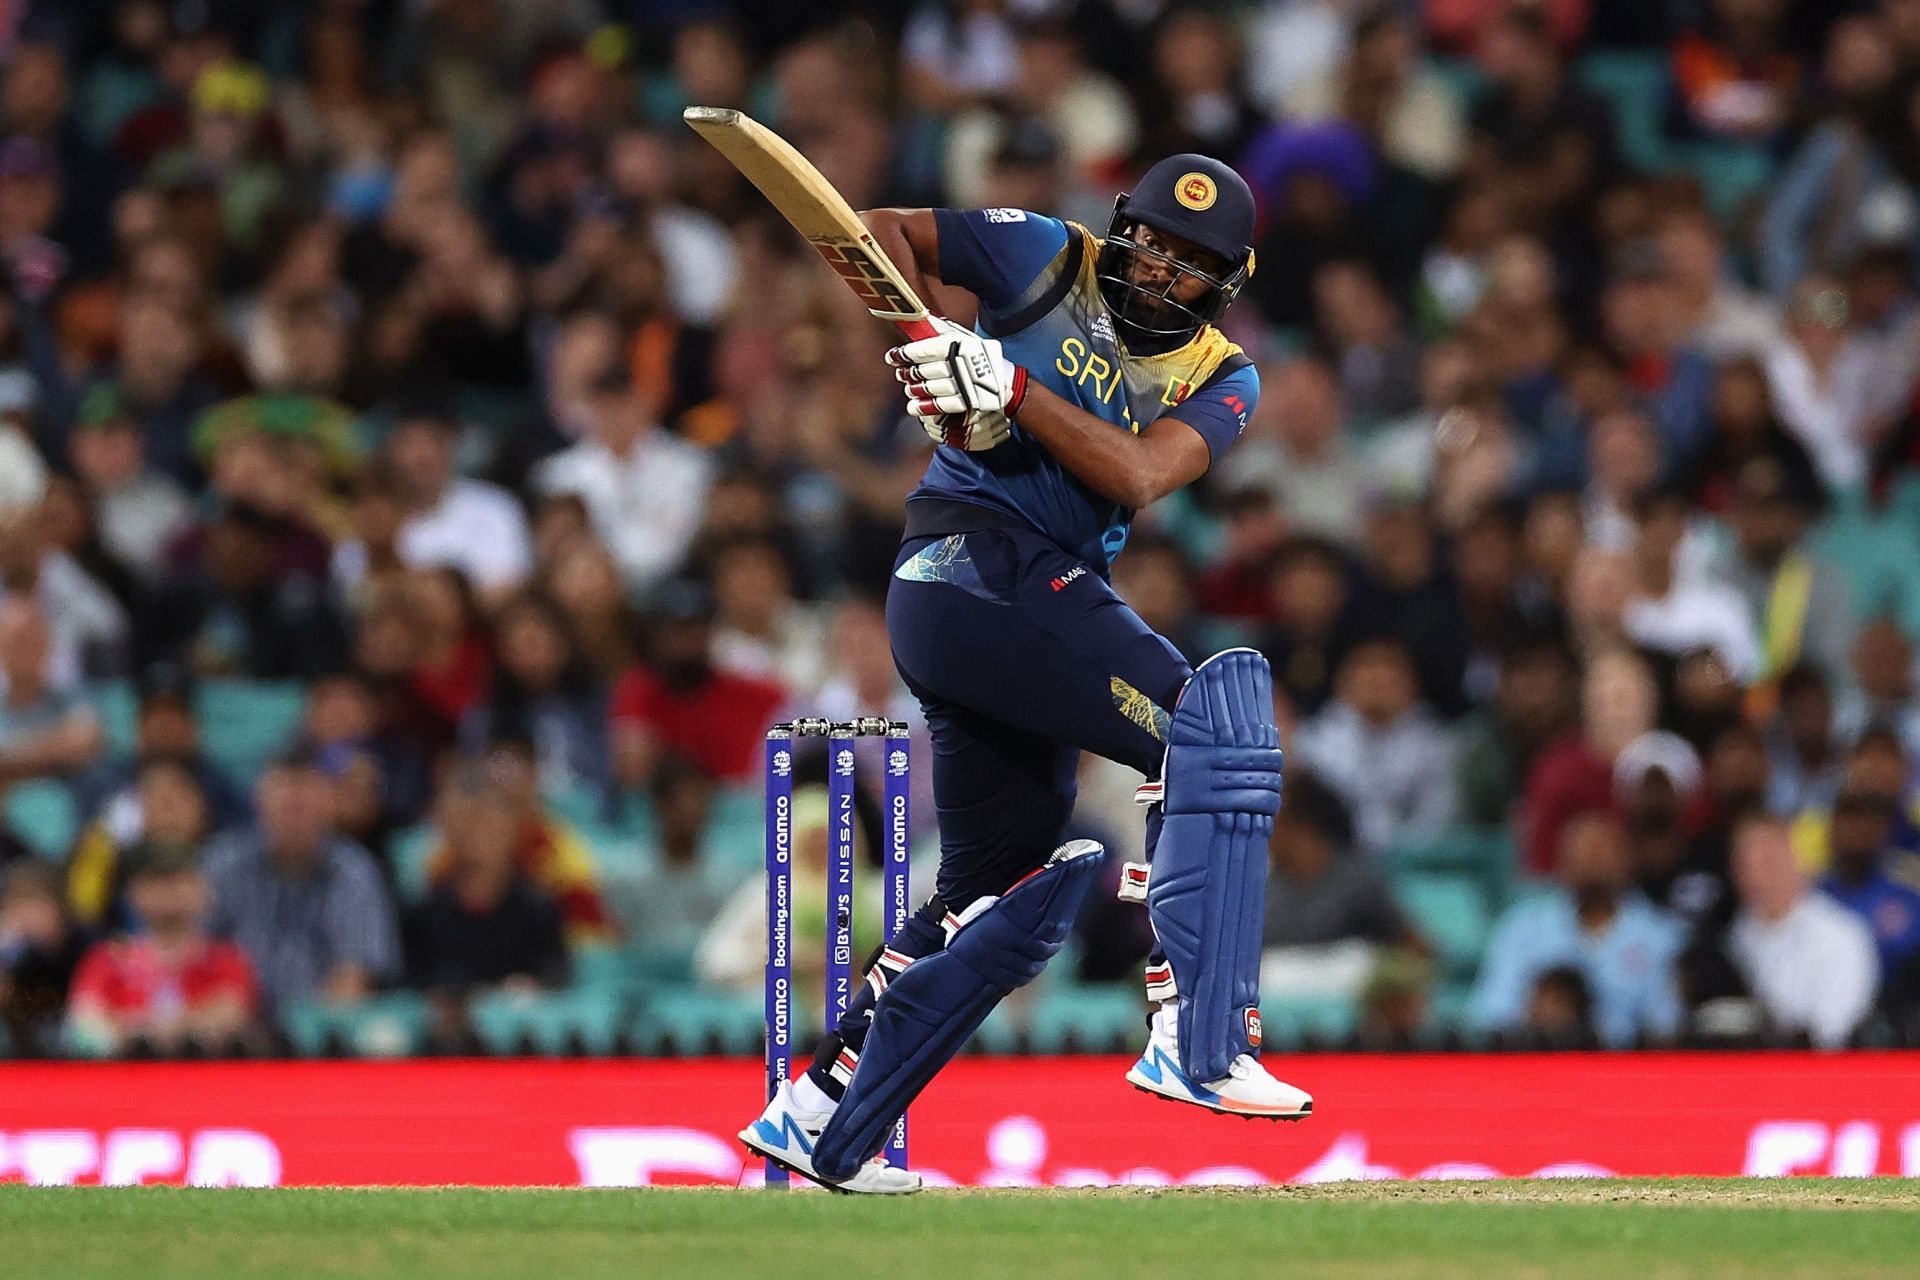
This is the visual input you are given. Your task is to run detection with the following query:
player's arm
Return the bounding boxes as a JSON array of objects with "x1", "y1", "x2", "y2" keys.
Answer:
[
  {"x1": 1011, "y1": 388, "x2": 1211, "y2": 509},
  {"x1": 860, "y1": 209, "x2": 944, "y2": 313},
  {"x1": 897, "y1": 329, "x2": 1258, "y2": 508}
]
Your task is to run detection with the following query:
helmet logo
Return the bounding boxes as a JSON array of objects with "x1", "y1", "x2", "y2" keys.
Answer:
[{"x1": 1175, "y1": 172, "x2": 1216, "y2": 211}]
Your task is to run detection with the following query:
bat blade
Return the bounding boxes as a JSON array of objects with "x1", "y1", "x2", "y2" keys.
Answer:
[{"x1": 683, "y1": 106, "x2": 938, "y2": 341}]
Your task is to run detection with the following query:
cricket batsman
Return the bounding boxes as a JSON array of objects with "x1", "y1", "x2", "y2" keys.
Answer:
[{"x1": 742, "y1": 155, "x2": 1310, "y2": 1193}]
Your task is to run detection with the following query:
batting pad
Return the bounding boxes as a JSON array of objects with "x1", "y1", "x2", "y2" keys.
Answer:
[
  {"x1": 1149, "y1": 649, "x2": 1282, "y2": 1085},
  {"x1": 811, "y1": 840, "x2": 1105, "y2": 1180}
]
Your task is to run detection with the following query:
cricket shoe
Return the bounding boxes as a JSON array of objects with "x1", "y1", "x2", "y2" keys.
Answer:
[
  {"x1": 739, "y1": 1080, "x2": 922, "y2": 1194},
  {"x1": 1125, "y1": 1003, "x2": 1312, "y2": 1120}
]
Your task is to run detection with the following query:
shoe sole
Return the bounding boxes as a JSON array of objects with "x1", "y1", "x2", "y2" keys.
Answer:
[
  {"x1": 1126, "y1": 1071, "x2": 1313, "y2": 1122},
  {"x1": 738, "y1": 1134, "x2": 922, "y2": 1195}
]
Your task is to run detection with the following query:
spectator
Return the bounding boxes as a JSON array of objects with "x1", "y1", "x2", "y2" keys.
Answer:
[
  {"x1": 1471, "y1": 812, "x2": 1685, "y2": 1047},
  {"x1": 1765, "y1": 665, "x2": 1845, "y2": 816},
  {"x1": 1260, "y1": 770, "x2": 1420, "y2": 1000},
  {"x1": 615, "y1": 754, "x2": 732, "y2": 970},
  {"x1": 139, "y1": 500, "x2": 349, "y2": 679},
  {"x1": 1218, "y1": 357, "x2": 1369, "y2": 546},
  {"x1": 1456, "y1": 636, "x2": 1578, "y2": 828},
  {"x1": 1728, "y1": 813, "x2": 1878, "y2": 1047},
  {"x1": 1622, "y1": 487, "x2": 1761, "y2": 681},
  {"x1": 1257, "y1": 536, "x2": 1362, "y2": 717},
  {"x1": 1523, "y1": 965, "x2": 1596, "y2": 1047},
  {"x1": 1763, "y1": 277, "x2": 1893, "y2": 492},
  {"x1": 1615, "y1": 730, "x2": 1730, "y2": 933},
  {"x1": 466, "y1": 591, "x2": 609, "y2": 801},
  {"x1": 75, "y1": 662, "x2": 248, "y2": 829},
  {"x1": 544, "y1": 537, "x2": 639, "y2": 681},
  {"x1": 1693, "y1": 457, "x2": 1854, "y2": 685},
  {"x1": 1283, "y1": 8, "x2": 1465, "y2": 182},
  {"x1": 1464, "y1": 7, "x2": 1616, "y2": 243},
  {"x1": 203, "y1": 750, "x2": 400, "y2": 1009},
  {"x1": 66, "y1": 844, "x2": 257, "y2": 1055},
  {"x1": 64, "y1": 385, "x2": 192, "y2": 582},
  {"x1": 1292, "y1": 636, "x2": 1457, "y2": 856},
  {"x1": 430, "y1": 733, "x2": 612, "y2": 942},
  {"x1": 1522, "y1": 647, "x2": 1658, "y2": 875},
  {"x1": 1683, "y1": 358, "x2": 1821, "y2": 515},
  {"x1": 0, "y1": 596, "x2": 104, "y2": 793},
  {"x1": 407, "y1": 768, "x2": 569, "y2": 997},
  {"x1": 0, "y1": 861, "x2": 90, "y2": 1055},
  {"x1": 67, "y1": 754, "x2": 215, "y2": 933},
  {"x1": 339, "y1": 407, "x2": 532, "y2": 600},
  {"x1": 1835, "y1": 618, "x2": 1920, "y2": 756},
  {"x1": 0, "y1": 489, "x2": 130, "y2": 679},
  {"x1": 1668, "y1": 0, "x2": 1801, "y2": 146},
  {"x1": 533, "y1": 364, "x2": 711, "y2": 592},
  {"x1": 1654, "y1": 207, "x2": 1779, "y2": 361},
  {"x1": 1820, "y1": 789, "x2": 1920, "y2": 985},
  {"x1": 1356, "y1": 498, "x2": 1469, "y2": 715},
  {"x1": 610, "y1": 579, "x2": 785, "y2": 789},
  {"x1": 707, "y1": 535, "x2": 827, "y2": 695}
]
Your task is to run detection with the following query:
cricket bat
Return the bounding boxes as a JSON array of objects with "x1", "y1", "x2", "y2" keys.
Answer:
[{"x1": 682, "y1": 106, "x2": 942, "y2": 345}]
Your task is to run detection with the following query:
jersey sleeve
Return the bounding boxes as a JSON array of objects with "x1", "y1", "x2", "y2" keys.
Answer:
[
  {"x1": 933, "y1": 208, "x2": 1071, "y2": 316},
  {"x1": 1161, "y1": 359, "x2": 1259, "y2": 469}
]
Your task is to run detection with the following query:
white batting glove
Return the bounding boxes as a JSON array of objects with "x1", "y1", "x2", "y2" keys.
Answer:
[
  {"x1": 889, "y1": 317, "x2": 1031, "y2": 424},
  {"x1": 918, "y1": 406, "x2": 1012, "y2": 451}
]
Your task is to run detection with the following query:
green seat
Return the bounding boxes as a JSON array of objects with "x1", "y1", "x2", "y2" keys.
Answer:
[
  {"x1": 84, "y1": 680, "x2": 139, "y2": 757},
  {"x1": 705, "y1": 787, "x2": 765, "y2": 879},
  {"x1": 1027, "y1": 985, "x2": 1147, "y2": 1054},
  {"x1": 1425, "y1": 981, "x2": 1477, "y2": 1043},
  {"x1": 1260, "y1": 993, "x2": 1358, "y2": 1047},
  {"x1": 1426, "y1": 56, "x2": 1486, "y2": 110},
  {"x1": 545, "y1": 782, "x2": 607, "y2": 829},
  {"x1": 388, "y1": 824, "x2": 436, "y2": 904},
  {"x1": 575, "y1": 821, "x2": 647, "y2": 879},
  {"x1": 967, "y1": 1001, "x2": 1023, "y2": 1054},
  {"x1": 1388, "y1": 827, "x2": 1516, "y2": 905},
  {"x1": 1680, "y1": 141, "x2": 1775, "y2": 221},
  {"x1": 1396, "y1": 873, "x2": 1493, "y2": 981},
  {"x1": 5, "y1": 780, "x2": 79, "y2": 860},
  {"x1": 1575, "y1": 51, "x2": 1672, "y2": 174},
  {"x1": 622, "y1": 944, "x2": 697, "y2": 986},
  {"x1": 569, "y1": 942, "x2": 630, "y2": 991},
  {"x1": 469, "y1": 988, "x2": 623, "y2": 1055},
  {"x1": 197, "y1": 681, "x2": 306, "y2": 783},
  {"x1": 632, "y1": 987, "x2": 765, "y2": 1055},
  {"x1": 280, "y1": 993, "x2": 427, "y2": 1058}
]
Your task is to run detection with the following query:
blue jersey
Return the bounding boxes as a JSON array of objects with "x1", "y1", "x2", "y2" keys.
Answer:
[{"x1": 911, "y1": 208, "x2": 1259, "y2": 571}]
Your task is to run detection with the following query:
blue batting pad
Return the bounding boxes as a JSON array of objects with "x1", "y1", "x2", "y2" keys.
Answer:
[
  {"x1": 811, "y1": 841, "x2": 1105, "y2": 1180},
  {"x1": 1148, "y1": 649, "x2": 1282, "y2": 1084}
]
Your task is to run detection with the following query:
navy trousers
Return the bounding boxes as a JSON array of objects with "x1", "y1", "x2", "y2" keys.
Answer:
[
  {"x1": 801, "y1": 519, "x2": 1190, "y2": 1101},
  {"x1": 887, "y1": 524, "x2": 1192, "y2": 904}
]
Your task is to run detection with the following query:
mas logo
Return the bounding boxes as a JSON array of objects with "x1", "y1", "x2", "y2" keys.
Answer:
[
  {"x1": 1050, "y1": 565, "x2": 1088, "y2": 592},
  {"x1": 1175, "y1": 173, "x2": 1216, "y2": 211}
]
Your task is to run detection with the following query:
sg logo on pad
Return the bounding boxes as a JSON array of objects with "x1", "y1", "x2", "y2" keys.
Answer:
[{"x1": 1175, "y1": 173, "x2": 1216, "y2": 211}]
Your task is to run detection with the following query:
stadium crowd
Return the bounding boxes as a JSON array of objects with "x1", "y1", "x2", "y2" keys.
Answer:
[{"x1": 5, "y1": 0, "x2": 1920, "y2": 1059}]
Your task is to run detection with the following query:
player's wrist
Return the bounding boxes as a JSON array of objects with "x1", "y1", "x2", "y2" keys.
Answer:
[{"x1": 1006, "y1": 362, "x2": 1029, "y2": 416}]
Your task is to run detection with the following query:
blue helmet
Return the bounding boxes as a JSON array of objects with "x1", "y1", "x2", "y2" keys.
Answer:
[{"x1": 1097, "y1": 153, "x2": 1256, "y2": 351}]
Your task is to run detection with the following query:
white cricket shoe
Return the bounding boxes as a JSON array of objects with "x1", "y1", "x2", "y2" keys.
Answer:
[
  {"x1": 1126, "y1": 1003, "x2": 1312, "y2": 1120},
  {"x1": 739, "y1": 1080, "x2": 923, "y2": 1194}
]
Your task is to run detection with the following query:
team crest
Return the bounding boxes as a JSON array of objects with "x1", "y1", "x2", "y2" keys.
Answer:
[{"x1": 1175, "y1": 172, "x2": 1216, "y2": 211}]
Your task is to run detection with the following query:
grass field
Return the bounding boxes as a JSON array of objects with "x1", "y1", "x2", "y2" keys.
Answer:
[{"x1": 5, "y1": 1180, "x2": 1917, "y2": 1279}]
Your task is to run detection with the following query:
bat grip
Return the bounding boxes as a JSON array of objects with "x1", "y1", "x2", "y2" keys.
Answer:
[{"x1": 895, "y1": 317, "x2": 940, "y2": 341}]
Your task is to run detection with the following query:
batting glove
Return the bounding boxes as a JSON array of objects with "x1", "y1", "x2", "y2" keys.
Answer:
[{"x1": 889, "y1": 317, "x2": 1030, "y2": 425}]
